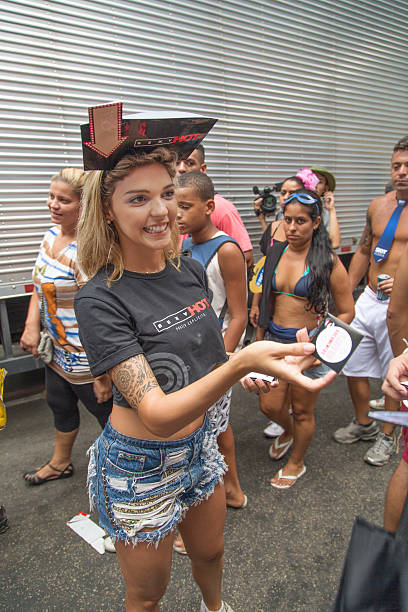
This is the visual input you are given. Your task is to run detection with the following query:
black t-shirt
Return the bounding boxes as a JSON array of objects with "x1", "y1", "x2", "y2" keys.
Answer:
[{"x1": 74, "y1": 256, "x2": 228, "y2": 408}]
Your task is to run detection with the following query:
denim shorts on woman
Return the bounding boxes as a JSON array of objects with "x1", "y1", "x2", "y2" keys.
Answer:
[{"x1": 87, "y1": 414, "x2": 227, "y2": 547}]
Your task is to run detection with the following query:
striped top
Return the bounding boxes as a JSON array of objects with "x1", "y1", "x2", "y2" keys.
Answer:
[{"x1": 33, "y1": 226, "x2": 93, "y2": 384}]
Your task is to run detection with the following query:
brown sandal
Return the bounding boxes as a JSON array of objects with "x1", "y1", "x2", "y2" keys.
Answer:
[{"x1": 23, "y1": 462, "x2": 74, "y2": 486}]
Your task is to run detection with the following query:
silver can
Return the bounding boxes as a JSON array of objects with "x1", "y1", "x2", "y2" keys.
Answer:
[{"x1": 377, "y1": 274, "x2": 390, "y2": 301}]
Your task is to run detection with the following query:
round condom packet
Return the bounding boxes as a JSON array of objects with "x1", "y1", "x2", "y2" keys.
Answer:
[{"x1": 315, "y1": 325, "x2": 352, "y2": 363}]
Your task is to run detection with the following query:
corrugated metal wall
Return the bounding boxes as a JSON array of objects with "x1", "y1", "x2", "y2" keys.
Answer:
[{"x1": 1, "y1": 0, "x2": 408, "y2": 297}]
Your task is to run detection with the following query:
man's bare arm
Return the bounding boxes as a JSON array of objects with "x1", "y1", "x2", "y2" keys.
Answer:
[
  {"x1": 348, "y1": 210, "x2": 372, "y2": 291},
  {"x1": 359, "y1": 210, "x2": 373, "y2": 250}
]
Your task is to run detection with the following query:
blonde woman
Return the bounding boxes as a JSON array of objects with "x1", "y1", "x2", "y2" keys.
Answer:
[
  {"x1": 20, "y1": 168, "x2": 112, "y2": 486},
  {"x1": 75, "y1": 147, "x2": 335, "y2": 612}
]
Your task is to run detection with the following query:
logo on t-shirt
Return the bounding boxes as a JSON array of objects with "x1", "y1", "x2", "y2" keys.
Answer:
[{"x1": 153, "y1": 298, "x2": 210, "y2": 332}]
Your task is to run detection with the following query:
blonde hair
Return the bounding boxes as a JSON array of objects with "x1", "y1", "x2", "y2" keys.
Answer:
[
  {"x1": 51, "y1": 167, "x2": 87, "y2": 199},
  {"x1": 77, "y1": 148, "x2": 180, "y2": 284}
]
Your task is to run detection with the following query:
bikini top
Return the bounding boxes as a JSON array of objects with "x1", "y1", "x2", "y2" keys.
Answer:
[{"x1": 271, "y1": 246, "x2": 311, "y2": 299}]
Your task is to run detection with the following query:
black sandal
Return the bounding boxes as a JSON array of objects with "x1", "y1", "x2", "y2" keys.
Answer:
[{"x1": 23, "y1": 462, "x2": 74, "y2": 486}]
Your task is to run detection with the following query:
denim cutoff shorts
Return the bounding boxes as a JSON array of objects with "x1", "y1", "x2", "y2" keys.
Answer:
[
  {"x1": 87, "y1": 414, "x2": 227, "y2": 546},
  {"x1": 266, "y1": 327, "x2": 331, "y2": 380}
]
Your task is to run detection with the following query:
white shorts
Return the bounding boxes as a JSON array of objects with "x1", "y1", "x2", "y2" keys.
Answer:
[
  {"x1": 207, "y1": 389, "x2": 232, "y2": 437},
  {"x1": 342, "y1": 285, "x2": 393, "y2": 380}
]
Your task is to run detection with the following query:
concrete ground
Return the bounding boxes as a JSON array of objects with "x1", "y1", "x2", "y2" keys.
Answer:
[{"x1": 1, "y1": 374, "x2": 397, "y2": 612}]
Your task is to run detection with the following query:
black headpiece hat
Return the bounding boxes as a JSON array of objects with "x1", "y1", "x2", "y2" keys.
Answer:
[{"x1": 81, "y1": 102, "x2": 217, "y2": 171}]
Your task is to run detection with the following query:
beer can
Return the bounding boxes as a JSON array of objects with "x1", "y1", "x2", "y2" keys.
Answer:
[{"x1": 377, "y1": 274, "x2": 390, "y2": 301}]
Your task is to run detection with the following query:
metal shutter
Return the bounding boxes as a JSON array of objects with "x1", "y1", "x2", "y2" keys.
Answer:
[{"x1": 1, "y1": 0, "x2": 408, "y2": 297}]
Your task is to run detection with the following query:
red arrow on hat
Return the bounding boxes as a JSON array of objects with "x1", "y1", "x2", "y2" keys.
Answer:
[{"x1": 84, "y1": 102, "x2": 128, "y2": 158}]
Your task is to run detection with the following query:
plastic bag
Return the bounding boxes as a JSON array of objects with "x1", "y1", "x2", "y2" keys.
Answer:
[
  {"x1": 333, "y1": 516, "x2": 408, "y2": 611},
  {"x1": 37, "y1": 329, "x2": 53, "y2": 364},
  {"x1": 0, "y1": 368, "x2": 7, "y2": 430}
]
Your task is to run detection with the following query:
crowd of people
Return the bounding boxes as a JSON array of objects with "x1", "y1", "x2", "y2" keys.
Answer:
[{"x1": 15, "y1": 114, "x2": 408, "y2": 611}]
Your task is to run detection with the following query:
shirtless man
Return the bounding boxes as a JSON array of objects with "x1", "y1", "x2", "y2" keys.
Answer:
[
  {"x1": 176, "y1": 145, "x2": 253, "y2": 268},
  {"x1": 333, "y1": 136, "x2": 408, "y2": 466},
  {"x1": 381, "y1": 241, "x2": 408, "y2": 530}
]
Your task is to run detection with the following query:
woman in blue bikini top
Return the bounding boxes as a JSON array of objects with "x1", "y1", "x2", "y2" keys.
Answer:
[
  {"x1": 255, "y1": 189, "x2": 354, "y2": 490},
  {"x1": 257, "y1": 189, "x2": 353, "y2": 343},
  {"x1": 268, "y1": 244, "x2": 312, "y2": 341},
  {"x1": 271, "y1": 244, "x2": 311, "y2": 297}
]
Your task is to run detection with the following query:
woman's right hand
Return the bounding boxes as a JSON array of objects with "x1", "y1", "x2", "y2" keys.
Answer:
[
  {"x1": 20, "y1": 326, "x2": 41, "y2": 356},
  {"x1": 249, "y1": 304, "x2": 259, "y2": 328},
  {"x1": 252, "y1": 197, "x2": 263, "y2": 215}
]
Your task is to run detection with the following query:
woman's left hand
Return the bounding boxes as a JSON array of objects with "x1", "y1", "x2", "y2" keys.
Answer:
[{"x1": 93, "y1": 373, "x2": 113, "y2": 403}]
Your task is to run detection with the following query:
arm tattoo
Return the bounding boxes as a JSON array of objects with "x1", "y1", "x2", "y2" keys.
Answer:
[
  {"x1": 111, "y1": 355, "x2": 159, "y2": 412},
  {"x1": 359, "y1": 211, "x2": 373, "y2": 249}
]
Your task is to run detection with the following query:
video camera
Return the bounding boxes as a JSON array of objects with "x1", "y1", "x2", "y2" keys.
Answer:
[{"x1": 252, "y1": 183, "x2": 282, "y2": 216}]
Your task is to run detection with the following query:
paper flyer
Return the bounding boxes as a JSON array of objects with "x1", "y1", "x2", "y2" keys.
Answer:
[
  {"x1": 368, "y1": 410, "x2": 408, "y2": 427},
  {"x1": 67, "y1": 513, "x2": 106, "y2": 554}
]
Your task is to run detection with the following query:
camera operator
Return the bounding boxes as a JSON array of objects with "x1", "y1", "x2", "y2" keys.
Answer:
[{"x1": 252, "y1": 176, "x2": 304, "y2": 231}]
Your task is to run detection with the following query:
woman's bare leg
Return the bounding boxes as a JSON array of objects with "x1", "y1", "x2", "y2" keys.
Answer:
[
  {"x1": 259, "y1": 382, "x2": 292, "y2": 443},
  {"x1": 115, "y1": 532, "x2": 174, "y2": 612},
  {"x1": 217, "y1": 425, "x2": 245, "y2": 507},
  {"x1": 27, "y1": 428, "x2": 78, "y2": 480},
  {"x1": 271, "y1": 385, "x2": 319, "y2": 485},
  {"x1": 179, "y1": 483, "x2": 226, "y2": 611}
]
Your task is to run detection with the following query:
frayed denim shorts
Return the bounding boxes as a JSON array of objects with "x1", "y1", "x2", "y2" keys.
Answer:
[{"x1": 87, "y1": 414, "x2": 226, "y2": 547}]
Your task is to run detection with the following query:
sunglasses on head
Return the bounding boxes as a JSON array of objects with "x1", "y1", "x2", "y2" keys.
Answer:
[{"x1": 283, "y1": 192, "x2": 320, "y2": 207}]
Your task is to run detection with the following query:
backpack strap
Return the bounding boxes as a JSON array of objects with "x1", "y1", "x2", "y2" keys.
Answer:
[
  {"x1": 182, "y1": 234, "x2": 241, "y2": 269},
  {"x1": 182, "y1": 234, "x2": 243, "y2": 328}
]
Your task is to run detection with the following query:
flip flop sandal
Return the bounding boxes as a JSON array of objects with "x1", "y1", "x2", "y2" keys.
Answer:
[
  {"x1": 173, "y1": 534, "x2": 188, "y2": 555},
  {"x1": 23, "y1": 462, "x2": 74, "y2": 486},
  {"x1": 227, "y1": 494, "x2": 248, "y2": 509},
  {"x1": 268, "y1": 435, "x2": 293, "y2": 460},
  {"x1": 270, "y1": 466, "x2": 307, "y2": 489}
]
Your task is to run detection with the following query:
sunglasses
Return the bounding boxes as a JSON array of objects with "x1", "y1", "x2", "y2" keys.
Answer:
[{"x1": 283, "y1": 192, "x2": 320, "y2": 207}]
